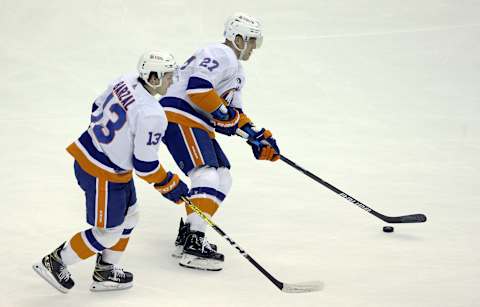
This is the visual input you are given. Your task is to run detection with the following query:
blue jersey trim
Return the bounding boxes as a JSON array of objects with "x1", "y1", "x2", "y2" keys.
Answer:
[
  {"x1": 78, "y1": 131, "x2": 125, "y2": 172},
  {"x1": 133, "y1": 155, "x2": 159, "y2": 173},
  {"x1": 187, "y1": 77, "x2": 213, "y2": 90},
  {"x1": 159, "y1": 96, "x2": 212, "y2": 126}
]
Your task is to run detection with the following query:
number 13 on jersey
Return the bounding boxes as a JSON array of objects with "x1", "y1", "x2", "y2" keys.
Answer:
[{"x1": 92, "y1": 103, "x2": 127, "y2": 144}]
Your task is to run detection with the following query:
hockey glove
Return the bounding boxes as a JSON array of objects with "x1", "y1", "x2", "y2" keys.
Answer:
[
  {"x1": 154, "y1": 172, "x2": 189, "y2": 204},
  {"x1": 243, "y1": 126, "x2": 280, "y2": 161},
  {"x1": 211, "y1": 105, "x2": 240, "y2": 136}
]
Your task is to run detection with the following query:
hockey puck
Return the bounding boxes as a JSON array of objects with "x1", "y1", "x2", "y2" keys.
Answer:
[{"x1": 383, "y1": 226, "x2": 394, "y2": 233}]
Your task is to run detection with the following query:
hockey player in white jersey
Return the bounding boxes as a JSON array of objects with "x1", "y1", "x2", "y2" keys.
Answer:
[
  {"x1": 160, "y1": 13, "x2": 280, "y2": 271},
  {"x1": 33, "y1": 51, "x2": 189, "y2": 293}
]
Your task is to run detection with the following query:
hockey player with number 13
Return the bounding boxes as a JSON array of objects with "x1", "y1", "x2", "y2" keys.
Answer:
[
  {"x1": 33, "y1": 51, "x2": 189, "y2": 293},
  {"x1": 160, "y1": 12, "x2": 280, "y2": 271}
]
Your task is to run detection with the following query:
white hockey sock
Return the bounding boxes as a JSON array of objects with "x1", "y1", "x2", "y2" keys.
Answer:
[
  {"x1": 101, "y1": 249, "x2": 123, "y2": 265},
  {"x1": 100, "y1": 234, "x2": 132, "y2": 265},
  {"x1": 186, "y1": 212, "x2": 209, "y2": 233},
  {"x1": 60, "y1": 241, "x2": 82, "y2": 266}
]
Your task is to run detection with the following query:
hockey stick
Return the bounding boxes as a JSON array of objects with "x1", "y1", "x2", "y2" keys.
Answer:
[
  {"x1": 236, "y1": 130, "x2": 427, "y2": 224},
  {"x1": 180, "y1": 196, "x2": 323, "y2": 293},
  {"x1": 278, "y1": 155, "x2": 427, "y2": 223}
]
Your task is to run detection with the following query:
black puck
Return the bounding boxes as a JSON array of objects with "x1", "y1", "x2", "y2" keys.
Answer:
[{"x1": 383, "y1": 226, "x2": 394, "y2": 233}]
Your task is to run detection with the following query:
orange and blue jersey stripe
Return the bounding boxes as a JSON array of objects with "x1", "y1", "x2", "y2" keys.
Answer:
[
  {"x1": 186, "y1": 77, "x2": 225, "y2": 113},
  {"x1": 160, "y1": 96, "x2": 216, "y2": 137},
  {"x1": 133, "y1": 155, "x2": 168, "y2": 184},
  {"x1": 67, "y1": 131, "x2": 132, "y2": 183}
]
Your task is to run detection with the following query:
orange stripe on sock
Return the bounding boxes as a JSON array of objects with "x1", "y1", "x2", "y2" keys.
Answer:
[
  {"x1": 110, "y1": 238, "x2": 130, "y2": 252},
  {"x1": 70, "y1": 232, "x2": 96, "y2": 259},
  {"x1": 185, "y1": 197, "x2": 219, "y2": 216}
]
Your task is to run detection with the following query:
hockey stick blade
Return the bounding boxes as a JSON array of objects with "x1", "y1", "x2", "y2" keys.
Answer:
[
  {"x1": 281, "y1": 280, "x2": 324, "y2": 293},
  {"x1": 384, "y1": 213, "x2": 427, "y2": 224},
  {"x1": 181, "y1": 196, "x2": 322, "y2": 293}
]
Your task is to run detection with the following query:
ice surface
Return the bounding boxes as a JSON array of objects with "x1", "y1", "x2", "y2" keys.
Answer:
[{"x1": 1, "y1": 1, "x2": 479, "y2": 306}]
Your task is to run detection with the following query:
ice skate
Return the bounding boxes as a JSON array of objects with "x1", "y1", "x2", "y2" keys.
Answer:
[
  {"x1": 179, "y1": 231, "x2": 224, "y2": 271},
  {"x1": 172, "y1": 218, "x2": 217, "y2": 258},
  {"x1": 32, "y1": 243, "x2": 75, "y2": 294},
  {"x1": 90, "y1": 253, "x2": 133, "y2": 292}
]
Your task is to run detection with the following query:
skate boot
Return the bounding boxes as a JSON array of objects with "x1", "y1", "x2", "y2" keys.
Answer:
[
  {"x1": 172, "y1": 218, "x2": 217, "y2": 258},
  {"x1": 32, "y1": 242, "x2": 75, "y2": 294},
  {"x1": 179, "y1": 231, "x2": 224, "y2": 271},
  {"x1": 90, "y1": 253, "x2": 133, "y2": 292}
]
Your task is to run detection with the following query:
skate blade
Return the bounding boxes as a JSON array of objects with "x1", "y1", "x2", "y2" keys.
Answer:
[
  {"x1": 32, "y1": 262, "x2": 70, "y2": 294},
  {"x1": 179, "y1": 254, "x2": 223, "y2": 271},
  {"x1": 90, "y1": 281, "x2": 133, "y2": 292},
  {"x1": 171, "y1": 246, "x2": 183, "y2": 259}
]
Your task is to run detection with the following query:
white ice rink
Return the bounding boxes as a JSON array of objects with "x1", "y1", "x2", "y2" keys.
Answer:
[{"x1": 1, "y1": 0, "x2": 479, "y2": 306}]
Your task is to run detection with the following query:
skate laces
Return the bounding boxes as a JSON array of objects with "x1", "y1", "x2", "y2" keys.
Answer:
[
  {"x1": 112, "y1": 265, "x2": 126, "y2": 279},
  {"x1": 52, "y1": 249, "x2": 71, "y2": 282},
  {"x1": 58, "y1": 266, "x2": 71, "y2": 282},
  {"x1": 200, "y1": 236, "x2": 214, "y2": 253}
]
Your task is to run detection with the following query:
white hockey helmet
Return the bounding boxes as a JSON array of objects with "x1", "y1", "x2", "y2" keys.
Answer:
[
  {"x1": 224, "y1": 12, "x2": 263, "y2": 49},
  {"x1": 137, "y1": 51, "x2": 177, "y2": 88}
]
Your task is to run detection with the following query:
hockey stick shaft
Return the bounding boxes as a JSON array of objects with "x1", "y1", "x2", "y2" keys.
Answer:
[
  {"x1": 279, "y1": 155, "x2": 426, "y2": 223},
  {"x1": 180, "y1": 196, "x2": 284, "y2": 289},
  {"x1": 180, "y1": 196, "x2": 322, "y2": 292},
  {"x1": 236, "y1": 130, "x2": 426, "y2": 224}
]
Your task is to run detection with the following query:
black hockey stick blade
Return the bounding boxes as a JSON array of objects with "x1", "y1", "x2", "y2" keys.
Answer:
[
  {"x1": 383, "y1": 213, "x2": 427, "y2": 224},
  {"x1": 281, "y1": 280, "x2": 324, "y2": 293}
]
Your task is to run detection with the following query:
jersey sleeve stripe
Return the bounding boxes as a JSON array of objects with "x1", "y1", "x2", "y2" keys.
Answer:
[
  {"x1": 137, "y1": 164, "x2": 168, "y2": 184},
  {"x1": 188, "y1": 89, "x2": 225, "y2": 113},
  {"x1": 133, "y1": 155, "x2": 160, "y2": 173},
  {"x1": 186, "y1": 76, "x2": 213, "y2": 91}
]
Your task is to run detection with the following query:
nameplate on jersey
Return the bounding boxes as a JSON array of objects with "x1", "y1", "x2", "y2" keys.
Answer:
[{"x1": 113, "y1": 81, "x2": 135, "y2": 110}]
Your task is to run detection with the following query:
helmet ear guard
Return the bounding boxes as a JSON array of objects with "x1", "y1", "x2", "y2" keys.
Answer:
[{"x1": 137, "y1": 51, "x2": 177, "y2": 88}]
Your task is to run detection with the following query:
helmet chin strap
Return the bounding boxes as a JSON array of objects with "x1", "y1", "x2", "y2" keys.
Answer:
[{"x1": 233, "y1": 37, "x2": 248, "y2": 61}]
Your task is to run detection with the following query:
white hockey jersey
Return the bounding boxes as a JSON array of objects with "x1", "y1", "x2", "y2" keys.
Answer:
[
  {"x1": 67, "y1": 74, "x2": 168, "y2": 183},
  {"x1": 160, "y1": 43, "x2": 246, "y2": 136}
]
